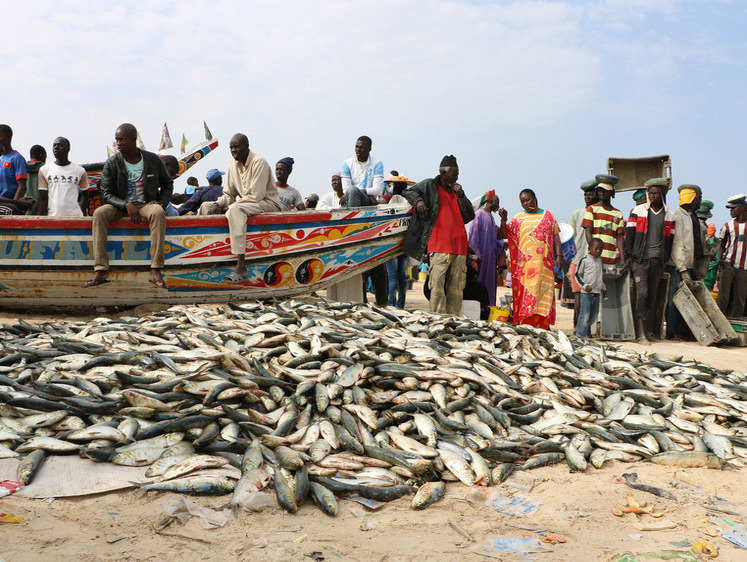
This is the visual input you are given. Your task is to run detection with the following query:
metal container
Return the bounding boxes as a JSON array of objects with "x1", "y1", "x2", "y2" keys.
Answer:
[{"x1": 672, "y1": 281, "x2": 738, "y2": 346}]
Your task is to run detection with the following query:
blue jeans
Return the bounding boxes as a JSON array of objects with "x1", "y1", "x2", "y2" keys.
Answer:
[
  {"x1": 344, "y1": 187, "x2": 372, "y2": 208},
  {"x1": 386, "y1": 254, "x2": 408, "y2": 308},
  {"x1": 576, "y1": 292, "x2": 600, "y2": 338}
]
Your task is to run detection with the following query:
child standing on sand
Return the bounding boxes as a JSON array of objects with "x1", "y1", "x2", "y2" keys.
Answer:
[{"x1": 575, "y1": 238, "x2": 606, "y2": 339}]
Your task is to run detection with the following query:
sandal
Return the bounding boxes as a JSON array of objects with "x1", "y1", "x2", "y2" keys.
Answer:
[
  {"x1": 85, "y1": 273, "x2": 109, "y2": 287},
  {"x1": 222, "y1": 271, "x2": 248, "y2": 284}
]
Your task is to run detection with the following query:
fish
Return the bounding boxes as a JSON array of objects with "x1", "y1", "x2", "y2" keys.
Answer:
[
  {"x1": 412, "y1": 481, "x2": 446, "y2": 510},
  {"x1": 0, "y1": 300, "x2": 745, "y2": 514},
  {"x1": 133, "y1": 474, "x2": 236, "y2": 494},
  {"x1": 17, "y1": 449, "x2": 46, "y2": 484},
  {"x1": 650, "y1": 451, "x2": 725, "y2": 468},
  {"x1": 308, "y1": 481, "x2": 338, "y2": 516}
]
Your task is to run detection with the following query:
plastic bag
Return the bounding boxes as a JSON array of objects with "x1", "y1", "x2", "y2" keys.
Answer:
[{"x1": 161, "y1": 497, "x2": 226, "y2": 529}]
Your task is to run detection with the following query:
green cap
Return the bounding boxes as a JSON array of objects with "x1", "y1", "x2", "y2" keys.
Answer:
[
  {"x1": 696, "y1": 200, "x2": 714, "y2": 219},
  {"x1": 580, "y1": 179, "x2": 597, "y2": 191},
  {"x1": 678, "y1": 184, "x2": 702, "y2": 195},
  {"x1": 644, "y1": 177, "x2": 669, "y2": 187},
  {"x1": 595, "y1": 174, "x2": 618, "y2": 191},
  {"x1": 632, "y1": 188, "x2": 647, "y2": 202}
]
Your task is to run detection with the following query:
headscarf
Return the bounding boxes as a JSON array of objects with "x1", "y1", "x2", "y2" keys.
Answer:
[
  {"x1": 679, "y1": 188, "x2": 697, "y2": 206},
  {"x1": 477, "y1": 189, "x2": 496, "y2": 209},
  {"x1": 277, "y1": 157, "x2": 294, "y2": 171}
]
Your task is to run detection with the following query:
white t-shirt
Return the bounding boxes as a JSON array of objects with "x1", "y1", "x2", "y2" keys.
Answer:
[
  {"x1": 317, "y1": 191, "x2": 342, "y2": 209},
  {"x1": 38, "y1": 162, "x2": 90, "y2": 216}
]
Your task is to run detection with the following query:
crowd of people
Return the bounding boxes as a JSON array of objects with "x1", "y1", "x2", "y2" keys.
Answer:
[
  {"x1": 1, "y1": 122, "x2": 745, "y2": 340},
  {"x1": 564, "y1": 176, "x2": 746, "y2": 342}
]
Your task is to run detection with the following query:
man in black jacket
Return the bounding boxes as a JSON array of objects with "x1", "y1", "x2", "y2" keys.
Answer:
[
  {"x1": 86, "y1": 123, "x2": 173, "y2": 288},
  {"x1": 403, "y1": 155, "x2": 475, "y2": 314}
]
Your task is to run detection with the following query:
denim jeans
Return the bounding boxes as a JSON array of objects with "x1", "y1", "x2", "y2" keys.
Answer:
[
  {"x1": 576, "y1": 292, "x2": 600, "y2": 338},
  {"x1": 386, "y1": 254, "x2": 408, "y2": 308},
  {"x1": 344, "y1": 187, "x2": 372, "y2": 208}
]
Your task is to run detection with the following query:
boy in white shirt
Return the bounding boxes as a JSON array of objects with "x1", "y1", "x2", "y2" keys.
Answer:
[{"x1": 37, "y1": 137, "x2": 90, "y2": 216}]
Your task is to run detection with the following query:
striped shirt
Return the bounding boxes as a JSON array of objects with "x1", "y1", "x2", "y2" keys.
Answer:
[
  {"x1": 719, "y1": 220, "x2": 747, "y2": 269},
  {"x1": 582, "y1": 203, "x2": 625, "y2": 265}
]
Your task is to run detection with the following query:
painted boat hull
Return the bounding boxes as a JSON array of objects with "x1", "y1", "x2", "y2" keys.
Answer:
[{"x1": 0, "y1": 206, "x2": 411, "y2": 309}]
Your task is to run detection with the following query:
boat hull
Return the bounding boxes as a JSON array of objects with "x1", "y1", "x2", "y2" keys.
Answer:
[{"x1": 0, "y1": 206, "x2": 411, "y2": 308}]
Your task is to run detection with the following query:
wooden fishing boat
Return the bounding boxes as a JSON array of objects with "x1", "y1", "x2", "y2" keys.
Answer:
[{"x1": 0, "y1": 205, "x2": 411, "y2": 309}]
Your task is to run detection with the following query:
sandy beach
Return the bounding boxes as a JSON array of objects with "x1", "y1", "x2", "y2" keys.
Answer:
[{"x1": 1, "y1": 281, "x2": 746, "y2": 561}]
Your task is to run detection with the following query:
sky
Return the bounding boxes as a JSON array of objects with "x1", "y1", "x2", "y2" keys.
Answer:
[{"x1": 5, "y1": 0, "x2": 745, "y2": 226}]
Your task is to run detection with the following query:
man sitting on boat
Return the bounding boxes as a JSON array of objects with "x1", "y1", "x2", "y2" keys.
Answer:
[
  {"x1": 86, "y1": 123, "x2": 173, "y2": 289},
  {"x1": 340, "y1": 135, "x2": 383, "y2": 207},
  {"x1": 317, "y1": 174, "x2": 344, "y2": 209},
  {"x1": 37, "y1": 137, "x2": 90, "y2": 216},
  {"x1": 178, "y1": 168, "x2": 224, "y2": 215},
  {"x1": 275, "y1": 157, "x2": 305, "y2": 210},
  {"x1": 201, "y1": 133, "x2": 282, "y2": 283},
  {"x1": 0, "y1": 141, "x2": 34, "y2": 215}
]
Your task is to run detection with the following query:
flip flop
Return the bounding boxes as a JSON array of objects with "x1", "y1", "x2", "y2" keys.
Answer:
[
  {"x1": 149, "y1": 278, "x2": 168, "y2": 289},
  {"x1": 222, "y1": 271, "x2": 248, "y2": 284},
  {"x1": 85, "y1": 276, "x2": 110, "y2": 287}
]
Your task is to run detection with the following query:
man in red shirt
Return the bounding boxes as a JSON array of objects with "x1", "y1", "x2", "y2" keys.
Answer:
[{"x1": 402, "y1": 155, "x2": 475, "y2": 314}]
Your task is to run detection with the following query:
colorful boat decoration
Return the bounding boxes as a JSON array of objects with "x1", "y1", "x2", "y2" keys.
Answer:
[
  {"x1": 0, "y1": 205, "x2": 412, "y2": 309},
  {"x1": 83, "y1": 139, "x2": 220, "y2": 214}
]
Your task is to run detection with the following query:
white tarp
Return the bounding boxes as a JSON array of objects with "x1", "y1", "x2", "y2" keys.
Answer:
[{"x1": 0, "y1": 456, "x2": 240, "y2": 498}]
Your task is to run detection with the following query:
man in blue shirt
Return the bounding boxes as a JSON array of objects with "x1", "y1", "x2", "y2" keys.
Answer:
[
  {"x1": 0, "y1": 124, "x2": 27, "y2": 200},
  {"x1": 179, "y1": 168, "x2": 225, "y2": 215}
]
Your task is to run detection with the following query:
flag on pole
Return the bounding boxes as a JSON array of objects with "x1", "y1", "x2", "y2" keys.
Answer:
[
  {"x1": 136, "y1": 132, "x2": 146, "y2": 150},
  {"x1": 159, "y1": 122, "x2": 173, "y2": 151},
  {"x1": 106, "y1": 145, "x2": 114, "y2": 158},
  {"x1": 203, "y1": 121, "x2": 213, "y2": 141},
  {"x1": 180, "y1": 134, "x2": 188, "y2": 154}
]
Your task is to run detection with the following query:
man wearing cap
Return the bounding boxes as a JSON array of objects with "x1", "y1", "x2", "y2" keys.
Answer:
[
  {"x1": 202, "y1": 133, "x2": 282, "y2": 283},
  {"x1": 403, "y1": 155, "x2": 475, "y2": 315},
  {"x1": 695, "y1": 200, "x2": 719, "y2": 281},
  {"x1": 275, "y1": 157, "x2": 305, "y2": 211},
  {"x1": 569, "y1": 180, "x2": 599, "y2": 328},
  {"x1": 717, "y1": 194, "x2": 747, "y2": 318},
  {"x1": 665, "y1": 184, "x2": 704, "y2": 339},
  {"x1": 180, "y1": 169, "x2": 225, "y2": 215},
  {"x1": 582, "y1": 175, "x2": 626, "y2": 267},
  {"x1": 340, "y1": 135, "x2": 384, "y2": 207},
  {"x1": 304, "y1": 193, "x2": 319, "y2": 209},
  {"x1": 625, "y1": 178, "x2": 675, "y2": 343}
]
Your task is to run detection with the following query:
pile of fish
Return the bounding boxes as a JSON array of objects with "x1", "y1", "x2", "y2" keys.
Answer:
[{"x1": 1, "y1": 300, "x2": 746, "y2": 515}]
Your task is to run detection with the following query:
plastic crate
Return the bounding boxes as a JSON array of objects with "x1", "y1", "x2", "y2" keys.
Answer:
[
  {"x1": 600, "y1": 270, "x2": 635, "y2": 341},
  {"x1": 672, "y1": 281, "x2": 738, "y2": 346},
  {"x1": 731, "y1": 320, "x2": 747, "y2": 347}
]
